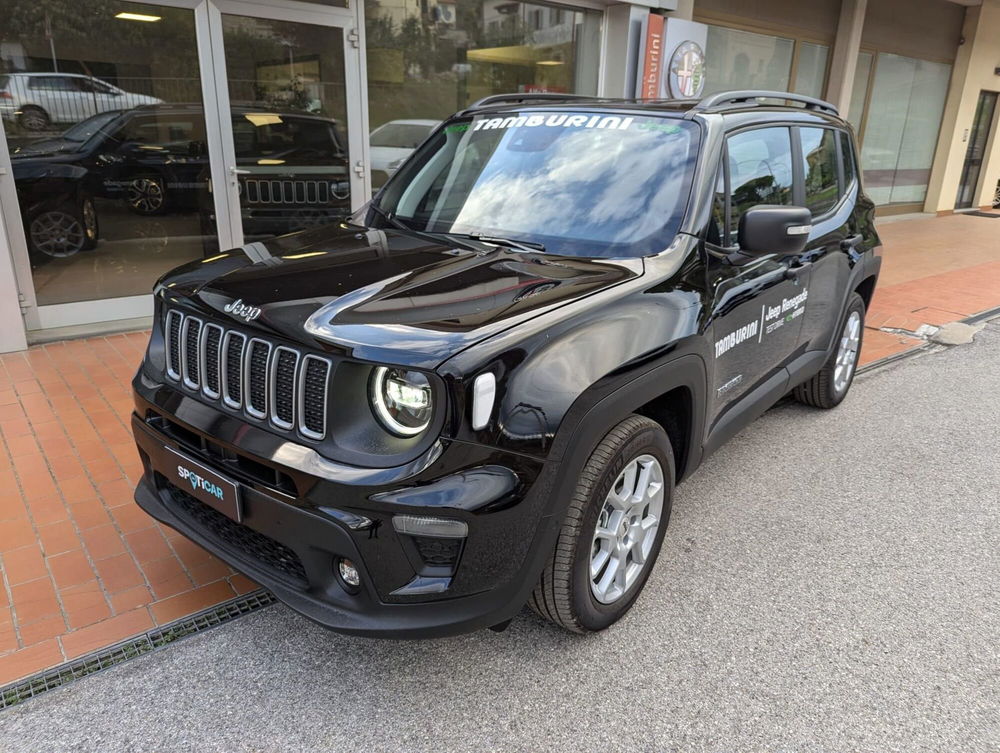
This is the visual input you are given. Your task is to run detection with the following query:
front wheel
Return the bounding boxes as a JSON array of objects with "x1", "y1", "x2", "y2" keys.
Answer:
[
  {"x1": 793, "y1": 292, "x2": 866, "y2": 409},
  {"x1": 530, "y1": 414, "x2": 674, "y2": 633}
]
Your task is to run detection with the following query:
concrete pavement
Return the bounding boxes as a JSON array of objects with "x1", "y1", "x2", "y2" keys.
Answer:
[{"x1": 1, "y1": 320, "x2": 998, "y2": 753}]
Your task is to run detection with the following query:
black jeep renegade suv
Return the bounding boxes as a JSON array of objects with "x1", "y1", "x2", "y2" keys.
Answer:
[{"x1": 130, "y1": 91, "x2": 881, "y2": 637}]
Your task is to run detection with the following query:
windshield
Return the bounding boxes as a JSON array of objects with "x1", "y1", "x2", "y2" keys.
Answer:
[
  {"x1": 62, "y1": 111, "x2": 121, "y2": 142},
  {"x1": 375, "y1": 111, "x2": 699, "y2": 258},
  {"x1": 371, "y1": 122, "x2": 436, "y2": 149}
]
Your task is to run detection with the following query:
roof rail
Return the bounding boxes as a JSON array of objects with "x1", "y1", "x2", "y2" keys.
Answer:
[
  {"x1": 690, "y1": 90, "x2": 840, "y2": 116},
  {"x1": 468, "y1": 92, "x2": 599, "y2": 109}
]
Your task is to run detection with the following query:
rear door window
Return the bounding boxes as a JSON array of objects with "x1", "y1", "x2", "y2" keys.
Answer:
[{"x1": 799, "y1": 127, "x2": 840, "y2": 215}]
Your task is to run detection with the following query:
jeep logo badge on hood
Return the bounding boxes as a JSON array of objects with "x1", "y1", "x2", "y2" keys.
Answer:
[{"x1": 224, "y1": 298, "x2": 262, "y2": 323}]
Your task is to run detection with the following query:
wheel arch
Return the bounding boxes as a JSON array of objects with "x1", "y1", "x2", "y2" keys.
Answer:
[
  {"x1": 854, "y1": 274, "x2": 878, "y2": 311},
  {"x1": 548, "y1": 354, "x2": 707, "y2": 486}
]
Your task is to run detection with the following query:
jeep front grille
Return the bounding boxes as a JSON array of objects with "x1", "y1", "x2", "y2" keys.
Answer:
[
  {"x1": 165, "y1": 309, "x2": 332, "y2": 441},
  {"x1": 244, "y1": 178, "x2": 331, "y2": 205}
]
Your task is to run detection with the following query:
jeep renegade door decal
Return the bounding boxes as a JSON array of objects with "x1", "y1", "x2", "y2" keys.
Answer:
[{"x1": 715, "y1": 286, "x2": 809, "y2": 358}]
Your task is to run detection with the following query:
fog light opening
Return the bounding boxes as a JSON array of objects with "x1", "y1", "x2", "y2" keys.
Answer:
[{"x1": 336, "y1": 557, "x2": 361, "y2": 592}]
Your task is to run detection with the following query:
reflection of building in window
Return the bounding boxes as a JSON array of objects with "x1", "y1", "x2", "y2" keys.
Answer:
[{"x1": 365, "y1": 0, "x2": 601, "y2": 132}]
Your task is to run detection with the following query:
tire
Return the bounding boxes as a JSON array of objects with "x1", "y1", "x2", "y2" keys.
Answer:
[
  {"x1": 27, "y1": 197, "x2": 99, "y2": 262},
  {"x1": 17, "y1": 106, "x2": 49, "y2": 131},
  {"x1": 793, "y1": 292, "x2": 866, "y2": 409},
  {"x1": 126, "y1": 174, "x2": 168, "y2": 215},
  {"x1": 530, "y1": 414, "x2": 675, "y2": 633}
]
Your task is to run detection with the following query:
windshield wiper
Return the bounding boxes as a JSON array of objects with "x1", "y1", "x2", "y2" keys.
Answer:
[
  {"x1": 450, "y1": 233, "x2": 546, "y2": 254},
  {"x1": 365, "y1": 202, "x2": 483, "y2": 252}
]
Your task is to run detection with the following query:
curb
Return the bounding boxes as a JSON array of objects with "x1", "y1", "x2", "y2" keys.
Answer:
[{"x1": 858, "y1": 304, "x2": 1000, "y2": 375}]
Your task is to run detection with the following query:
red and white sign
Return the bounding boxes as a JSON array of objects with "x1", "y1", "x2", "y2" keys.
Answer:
[{"x1": 639, "y1": 14, "x2": 665, "y2": 100}]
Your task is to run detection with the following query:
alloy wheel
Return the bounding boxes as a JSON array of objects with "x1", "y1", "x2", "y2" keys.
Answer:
[
  {"x1": 30, "y1": 211, "x2": 86, "y2": 258},
  {"x1": 128, "y1": 177, "x2": 165, "y2": 213},
  {"x1": 834, "y1": 310, "x2": 861, "y2": 394},
  {"x1": 590, "y1": 454, "x2": 665, "y2": 605}
]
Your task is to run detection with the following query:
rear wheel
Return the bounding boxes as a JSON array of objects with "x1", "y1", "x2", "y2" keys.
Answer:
[
  {"x1": 127, "y1": 175, "x2": 168, "y2": 215},
  {"x1": 17, "y1": 106, "x2": 49, "y2": 131},
  {"x1": 793, "y1": 292, "x2": 865, "y2": 408},
  {"x1": 530, "y1": 415, "x2": 674, "y2": 633}
]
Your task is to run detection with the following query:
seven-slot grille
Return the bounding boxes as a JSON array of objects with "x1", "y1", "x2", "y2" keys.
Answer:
[
  {"x1": 243, "y1": 178, "x2": 331, "y2": 205},
  {"x1": 165, "y1": 309, "x2": 332, "y2": 441}
]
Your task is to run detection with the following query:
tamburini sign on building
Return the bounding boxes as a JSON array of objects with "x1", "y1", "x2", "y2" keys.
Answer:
[{"x1": 638, "y1": 16, "x2": 708, "y2": 100}]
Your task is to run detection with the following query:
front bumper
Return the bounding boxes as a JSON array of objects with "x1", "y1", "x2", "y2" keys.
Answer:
[{"x1": 131, "y1": 376, "x2": 561, "y2": 638}]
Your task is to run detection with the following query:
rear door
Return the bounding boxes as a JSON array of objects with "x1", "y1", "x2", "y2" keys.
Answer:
[
  {"x1": 706, "y1": 125, "x2": 811, "y2": 425},
  {"x1": 793, "y1": 126, "x2": 856, "y2": 353}
]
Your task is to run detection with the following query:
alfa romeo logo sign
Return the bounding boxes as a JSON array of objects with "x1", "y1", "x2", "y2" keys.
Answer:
[{"x1": 669, "y1": 40, "x2": 706, "y2": 98}]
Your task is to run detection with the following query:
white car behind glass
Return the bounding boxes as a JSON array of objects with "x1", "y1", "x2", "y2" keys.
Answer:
[
  {"x1": 0, "y1": 73, "x2": 162, "y2": 131},
  {"x1": 369, "y1": 119, "x2": 440, "y2": 185}
]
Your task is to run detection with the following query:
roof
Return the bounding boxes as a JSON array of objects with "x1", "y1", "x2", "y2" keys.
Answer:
[{"x1": 7, "y1": 72, "x2": 95, "y2": 78}]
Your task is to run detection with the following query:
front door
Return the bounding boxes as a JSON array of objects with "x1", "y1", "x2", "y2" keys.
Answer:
[
  {"x1": 707, "y1": 126, "x2": 810, "y2": 425},
  {"x1": 956, "y1": 90, "x2": 998, "y2": 210},
  {"x1": 204, "y1": 0, "x2": 368, "y2": 251}
]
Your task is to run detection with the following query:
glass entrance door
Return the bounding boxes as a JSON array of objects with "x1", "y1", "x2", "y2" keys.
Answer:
[
  {"x1": 204, "y1": 0, "x2": 366, "y2": 251},
  {"x1": 0, "y1": 0, "x2": 365, "y2": 333},
  {"x1": 956, "y1": 90, "x2": 998, "y2": 210}
]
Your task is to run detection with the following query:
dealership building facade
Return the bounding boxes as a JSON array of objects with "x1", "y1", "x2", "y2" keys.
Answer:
[{"x1": 0, "y1": 0, "x2": 997, "y2": 352}]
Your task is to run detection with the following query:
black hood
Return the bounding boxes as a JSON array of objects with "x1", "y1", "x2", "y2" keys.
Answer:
[{"x1": 159, "y1": 223, "x2": 643, "y2": 369}]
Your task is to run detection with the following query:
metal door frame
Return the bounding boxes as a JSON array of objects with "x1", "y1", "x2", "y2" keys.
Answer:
[{"x1": 202, "y1": 0, "x2": 369, "y2": 251}]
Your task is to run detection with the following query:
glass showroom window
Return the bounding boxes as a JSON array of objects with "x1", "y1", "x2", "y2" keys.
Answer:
[
  {"x1": 858, "y1": 53, "x2": 951, "y2": 206},
  {"x1": 364, "y1": 0, "x2": 602, "y2": 189},
  {"x1": 0, "y1": 1, "x2": 216, "y2": 307},
  {"x1": 702, "y1": 26, "x2": 828, "y2": 103},
  {"x1": 792, "y1": 42, "x2": 829, "y2": 100},
  {"x1": 703, "y1": 26, "x2": 794, "y2": 96}
]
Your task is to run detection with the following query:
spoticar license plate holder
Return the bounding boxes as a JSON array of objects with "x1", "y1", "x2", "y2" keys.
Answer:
[{"x1": 163, "y1": 446, "x2": 243, "y2": 523}]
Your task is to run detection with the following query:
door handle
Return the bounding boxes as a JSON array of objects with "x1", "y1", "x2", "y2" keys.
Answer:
[
  {"x1": 229, "y1": 166, "x2": 251, "y2": 176},
  {"x1": 840, "y1": 233, "x2": 864, "y2": 252},
  {"x1": 783, "y1": 260, "x2": 812, "y2": 280}
]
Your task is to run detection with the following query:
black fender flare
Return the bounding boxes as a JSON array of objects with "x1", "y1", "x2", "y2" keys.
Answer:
[{"x1": 546, "y1": 352, "x2": 708, "y2": 487}]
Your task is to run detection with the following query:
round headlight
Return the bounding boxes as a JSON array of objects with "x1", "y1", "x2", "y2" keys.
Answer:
[{"x1": 370, "y1": 366, "x2": 433, "y2": 436}]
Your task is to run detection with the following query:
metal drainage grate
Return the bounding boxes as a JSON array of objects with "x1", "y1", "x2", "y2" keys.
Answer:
[{"x1": 0, "y1": 590, "x2": 276, "y2": 710}]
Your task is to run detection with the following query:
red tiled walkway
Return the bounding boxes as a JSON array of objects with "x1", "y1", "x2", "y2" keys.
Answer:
[
  {"x1": 858, "y1": 211, "x2": 1000, "y2": 365},
  {"x1": 0, "y1": 334, "x2": 256, "y2": 687},
  {"x1": 1, "y1": 211, "x2": 998, "y2": 688}
]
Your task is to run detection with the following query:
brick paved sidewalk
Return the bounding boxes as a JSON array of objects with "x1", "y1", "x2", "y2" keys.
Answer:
[
  {"x1": 1, "y1": 210, "x2": 998, "y2": 688},
  {"x1": 0, "y1": 334, "x2": 256, "y2": 686}
]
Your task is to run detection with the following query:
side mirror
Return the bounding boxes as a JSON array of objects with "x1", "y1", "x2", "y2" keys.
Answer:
[{"x1": 737, "y1": 205, "x2": 812, "y2": 257}]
